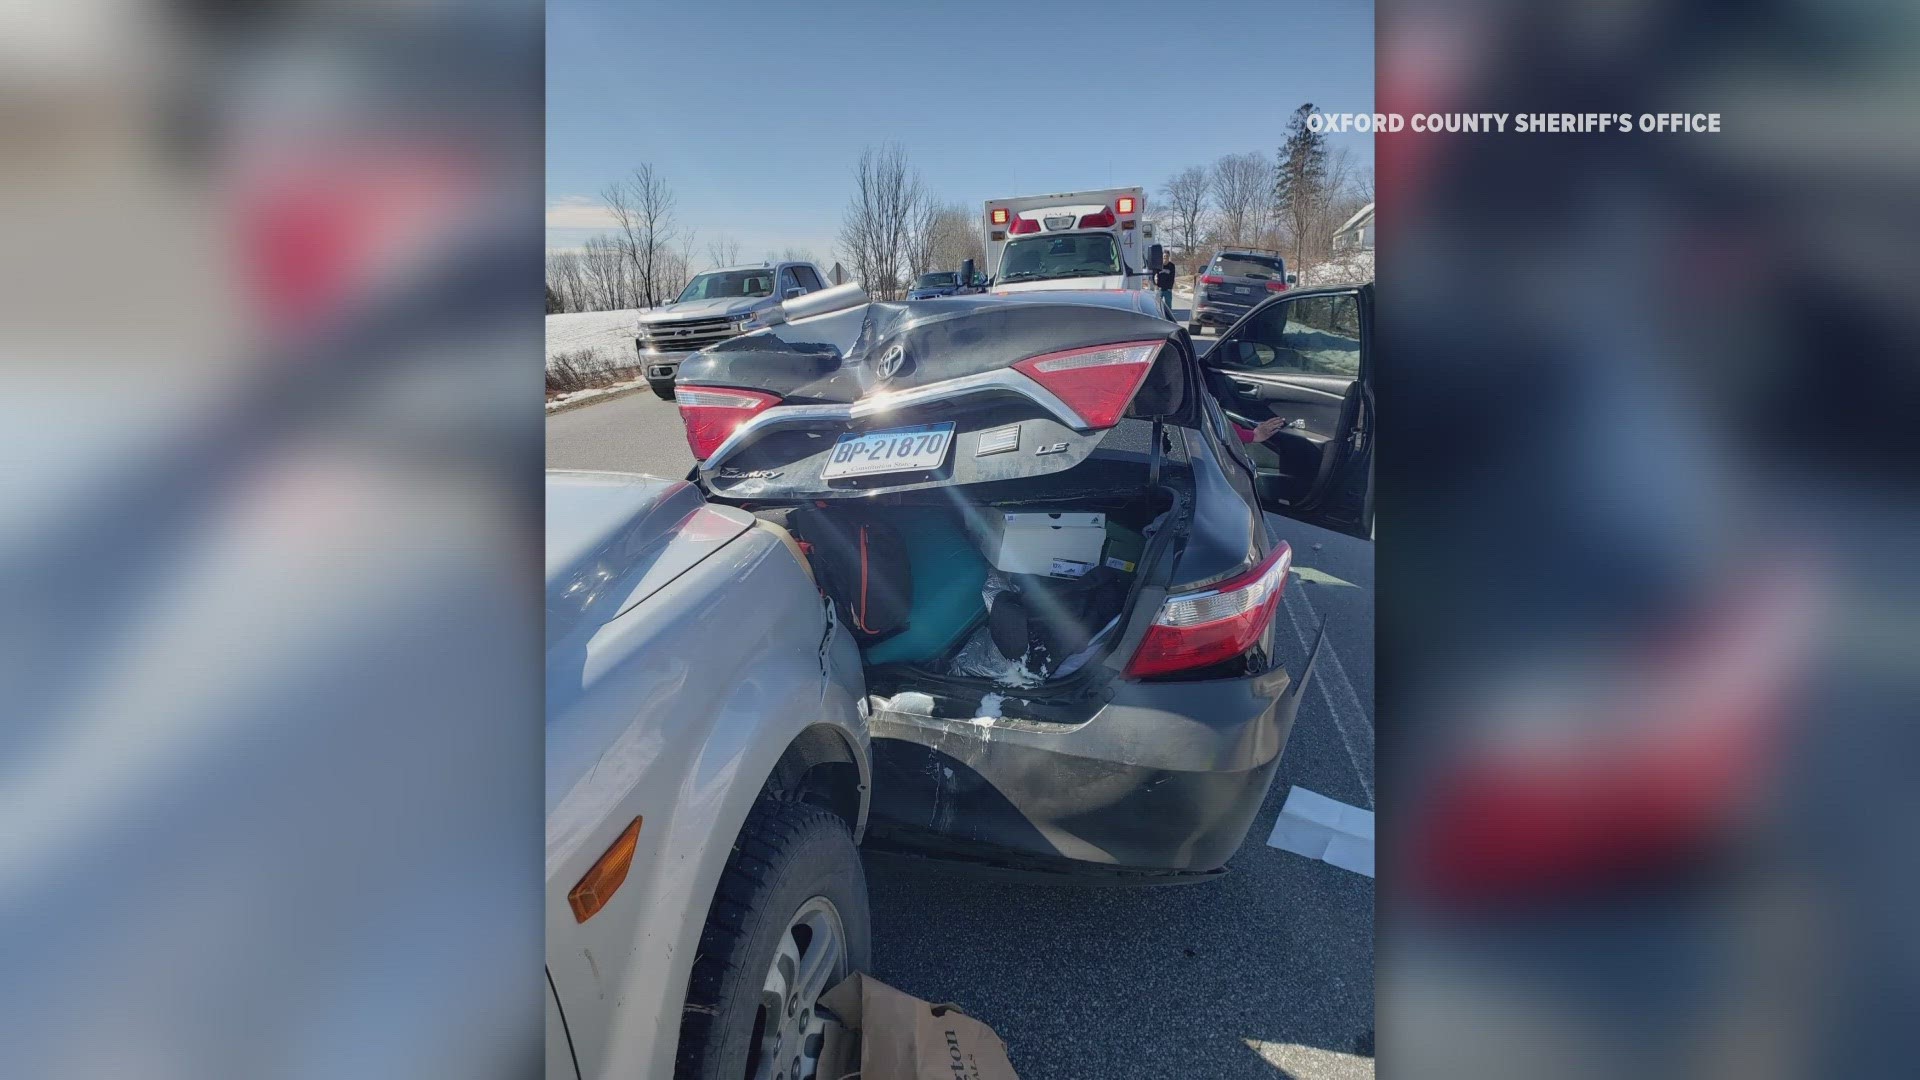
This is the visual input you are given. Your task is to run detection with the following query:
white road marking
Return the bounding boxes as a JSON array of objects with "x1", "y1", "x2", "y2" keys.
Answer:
[
  {"x1": 1282, "y1": 580, "x2": 1375, "y2": 807},
  {"x1": 1267, "y1": 785, "x2": 1375, "y2": 878}
]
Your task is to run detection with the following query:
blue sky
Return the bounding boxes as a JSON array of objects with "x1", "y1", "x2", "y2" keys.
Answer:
[{"x1": 548, "y1": 0, "x2": 1374, "y2": 261}]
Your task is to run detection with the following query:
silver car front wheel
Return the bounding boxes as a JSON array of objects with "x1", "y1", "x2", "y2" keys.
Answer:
[
  {"x1": 752, "y1": 896, "x2": 847, "y2": 1080},
  {"x1": 675, "y1": 801, "x2": 871, "y2": 1080}
]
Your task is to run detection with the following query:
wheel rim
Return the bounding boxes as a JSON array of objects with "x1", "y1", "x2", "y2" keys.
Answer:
[{"x1": 747, "y1": 895, "x2": 847, "y2": 1080}]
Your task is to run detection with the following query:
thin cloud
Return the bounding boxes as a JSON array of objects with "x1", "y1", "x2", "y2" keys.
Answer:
[{"x1": 546, "y1": 196, "x2": 619, "y2": 231}]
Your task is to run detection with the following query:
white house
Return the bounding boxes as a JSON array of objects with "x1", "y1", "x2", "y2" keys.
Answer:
[{"x1": 1332, "y1": 201, "x2": 1374, "y2": 253}]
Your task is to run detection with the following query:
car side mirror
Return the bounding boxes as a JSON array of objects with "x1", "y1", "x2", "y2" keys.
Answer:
[
  {"x1": 784, "y1": 287, "x2": 804, "y2": 300},
  {"x1": 960, "y1": 257, "x2": 976, "y2": 286},
  {"x1": 1147, "y1": 243, "x2": 1165, "y2": 273},
  {"x1": 1285, "y1": 272, "x2": 1298, "y2": 285}
]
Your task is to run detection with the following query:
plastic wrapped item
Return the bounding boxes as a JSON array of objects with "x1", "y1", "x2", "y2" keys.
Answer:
[
  {"x1": 1051, "y1": 614, "x2": 1122, "y2": 679},
  {"x1": 944, "y1": 622, "x2": 1044, "y2": 686}
]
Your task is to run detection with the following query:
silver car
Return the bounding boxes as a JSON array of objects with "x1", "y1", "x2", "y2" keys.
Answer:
[{"x1": 545, "y1": 471, "x2": 871, "y2": 1080}]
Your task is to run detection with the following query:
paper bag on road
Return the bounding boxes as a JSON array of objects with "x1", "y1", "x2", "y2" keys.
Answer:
[{"x1": 817, "y1": 972, "x2": 1020, "y2": 1080}]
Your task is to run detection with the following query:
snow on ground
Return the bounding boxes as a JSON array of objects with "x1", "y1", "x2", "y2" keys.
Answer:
[
  {"x1": 546, "y1": 307, "x2": 647, "y2": 371},
  {"x1": 546, "y1": 374, "x2": 651, "y2": 412},
  {"x1": 1298, "y1": 250, "x2": 1374, "y2": 287}
]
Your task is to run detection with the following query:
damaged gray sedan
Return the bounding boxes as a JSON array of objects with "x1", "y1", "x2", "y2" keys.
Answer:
[{"x1": 676, "y1": 281, "x2": 1374, "y2": 881}]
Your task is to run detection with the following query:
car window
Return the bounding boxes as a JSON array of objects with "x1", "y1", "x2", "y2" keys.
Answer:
[
  {"x1": 677, "y1": 270, "x2": 774, "y2": 302},
  {"x1": 792, "y1": 265, "x2": 824, "y2": 292},
  {"x1": 996, "y1": 233, "x2": 1122, "y2": 282},
  {"x1": 1221, "y1": 293, "x2": 1362, "y2": 379},
  {"x1": 777, "y1": 268, "x2": 800, "y2": 295},
  {"x1": 1211, "y1": 254, "x2": 1286, "y2": 280}
]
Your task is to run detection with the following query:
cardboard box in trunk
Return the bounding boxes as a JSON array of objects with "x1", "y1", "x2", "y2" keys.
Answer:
[
  {"x1": 973, "y1": 511, "x2": 1107, "y2": 579},
  {"x1": 817, "y1": 973, "x2": 1020, "y2": 1080}
]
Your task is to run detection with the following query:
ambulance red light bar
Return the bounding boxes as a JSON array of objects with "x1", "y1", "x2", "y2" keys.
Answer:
[{"x1": 1007, "y1": 215, "x2": 1041, "y2": 235}]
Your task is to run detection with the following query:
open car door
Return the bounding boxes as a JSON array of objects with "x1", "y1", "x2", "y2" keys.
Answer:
[{"x1": 1198, "y1": 283, "x2": 1373, "y2": 538}]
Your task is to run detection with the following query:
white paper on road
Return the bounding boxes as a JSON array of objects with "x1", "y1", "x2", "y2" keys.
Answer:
[{"x1": 1267, "y1": 785, "x2": 1374, "y2": 878}]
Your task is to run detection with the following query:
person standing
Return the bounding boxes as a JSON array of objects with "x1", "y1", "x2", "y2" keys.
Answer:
[{"x1": 1154, "y1": 259, "x2": 1176, "y2": 318}]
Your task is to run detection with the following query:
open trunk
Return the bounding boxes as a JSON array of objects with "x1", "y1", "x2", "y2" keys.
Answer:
[
  {"x1": 754, "y1": 465, "x2": 1189, "y2": 725},
  {"x1": 687, "y1": 293, "x2": 1210, "y2": 722}
]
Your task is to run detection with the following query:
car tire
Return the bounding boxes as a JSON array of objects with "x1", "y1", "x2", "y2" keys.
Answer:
[
  {"x1": 649, "y1": 379, "x2": 676, "y2": 401},
  {"x1": 674, "y1": 800, "x2": 871, "y2": 1080}
]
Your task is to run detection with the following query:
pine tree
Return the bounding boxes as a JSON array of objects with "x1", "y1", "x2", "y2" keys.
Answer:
[{"x1": 1275, "y1": 103, "x2": 1329, "y2": 271}]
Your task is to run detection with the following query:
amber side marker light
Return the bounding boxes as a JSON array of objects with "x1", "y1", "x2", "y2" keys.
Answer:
[{"x1": 568, "y1": 817, "x2": 642, "y2": 922}]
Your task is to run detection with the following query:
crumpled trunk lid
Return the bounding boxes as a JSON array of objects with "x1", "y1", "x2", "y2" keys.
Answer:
[
  {"x1": 680, "y1": 295, "x2": 1180, "y2": 503},
  {"x1": 676, "y1": 294, "x2": 1171, "y2": 404}
]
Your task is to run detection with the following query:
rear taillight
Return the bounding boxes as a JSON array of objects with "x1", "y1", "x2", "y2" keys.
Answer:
[
  {"x1": 1079, "y1": 207, "x2": 1116, "y2": 229},
  {"x1": 1116, "y1": 196, "x2": 1136, "y2": 215},
  {"x1": 1201, "y1": 274, "x2": 1225, "y2": 285},
  {"x1": 676, "y1": 385, "x2": 780, "y2": 461},
  {"x1": 1011, "y1": 340, "x2": 1161, "y2": 430},
  {"x1": 1266, "y1": 280, "x2": 1289, "y2": 292},
  {"x1": 1126, "y1": 542, "x2": 1293, "y2": 678},
  {"x1": 1008, "y1": 215, "x2": 1041, "y2": 235}
]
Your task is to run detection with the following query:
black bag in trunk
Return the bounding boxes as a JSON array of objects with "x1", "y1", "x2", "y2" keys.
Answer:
[
  {"x1": 988, "y1": 567, "x2": 1128, "y2": 673},
  {"x1": 787, "y1": 505, "x2": 913, "y2": 645}
]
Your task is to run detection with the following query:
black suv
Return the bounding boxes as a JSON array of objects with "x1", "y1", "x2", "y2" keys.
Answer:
[{"x1": 1191, "y1": 248, "x2": 1296, "y2": 336}]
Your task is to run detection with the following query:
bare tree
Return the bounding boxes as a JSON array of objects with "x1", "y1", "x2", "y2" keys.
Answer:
[
  {"x1": 546, "y1": 250, "x2": 589, "y2": 313},
  {"x1": 1274, "y1": 143, "x2": 1371, "y2": 274},
  {"x1": 580, "y1": 234, "x2": 633, "y2": 311},
  {"x1": 1160, "y1": 166, "x2": 1211, "y2": 255},
  {"x1": 602, "y1": 163, "x2": 682, "y2": 308},
  {"x1": 1350, "y1": 162, "x2": 1374, "y2": 204},
  {"x1": 904, "y1": 197, "x2": 940, "y2": 283},
  {"x1": 706, "y1": 236, "x2": 741, "y2": 269},
  {"x1": 673, "y1": 226, "x2": 699, "y2": 299},
  {"x1": 836, "y1": 143, "x2": 923, "y2": 300},
  {"x1": 928, "y1": 205, "x2": 983, "y2": 275},
  {"x1": 905, "y1": 201, "x2": 982, "y2": 283},
  {"x1": 1210, "y1": 152, "x2": 1275, "y2": 248}
]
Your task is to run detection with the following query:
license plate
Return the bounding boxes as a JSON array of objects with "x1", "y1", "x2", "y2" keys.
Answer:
[
  {"x1": 821, "y1": 423, "x2": 955, "y2": 480},
  {"x1": 1232, "y1": 285, "x2": 1251, "y2": 295}
]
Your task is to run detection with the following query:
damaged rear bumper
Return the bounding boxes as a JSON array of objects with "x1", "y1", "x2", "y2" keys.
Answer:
[{"x1": 864, "y1": 658, "x2": 1312, "y2": 878}]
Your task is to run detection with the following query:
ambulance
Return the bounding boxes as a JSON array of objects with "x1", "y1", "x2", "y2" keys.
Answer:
[{"x1": 981, "y1": 187, "x2": 1162, "y2": 298}]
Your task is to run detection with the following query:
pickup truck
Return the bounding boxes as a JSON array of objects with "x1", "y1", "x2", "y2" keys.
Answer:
[{"x1": 635, "y1": 260, "x2": 830, "y2": 400}]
